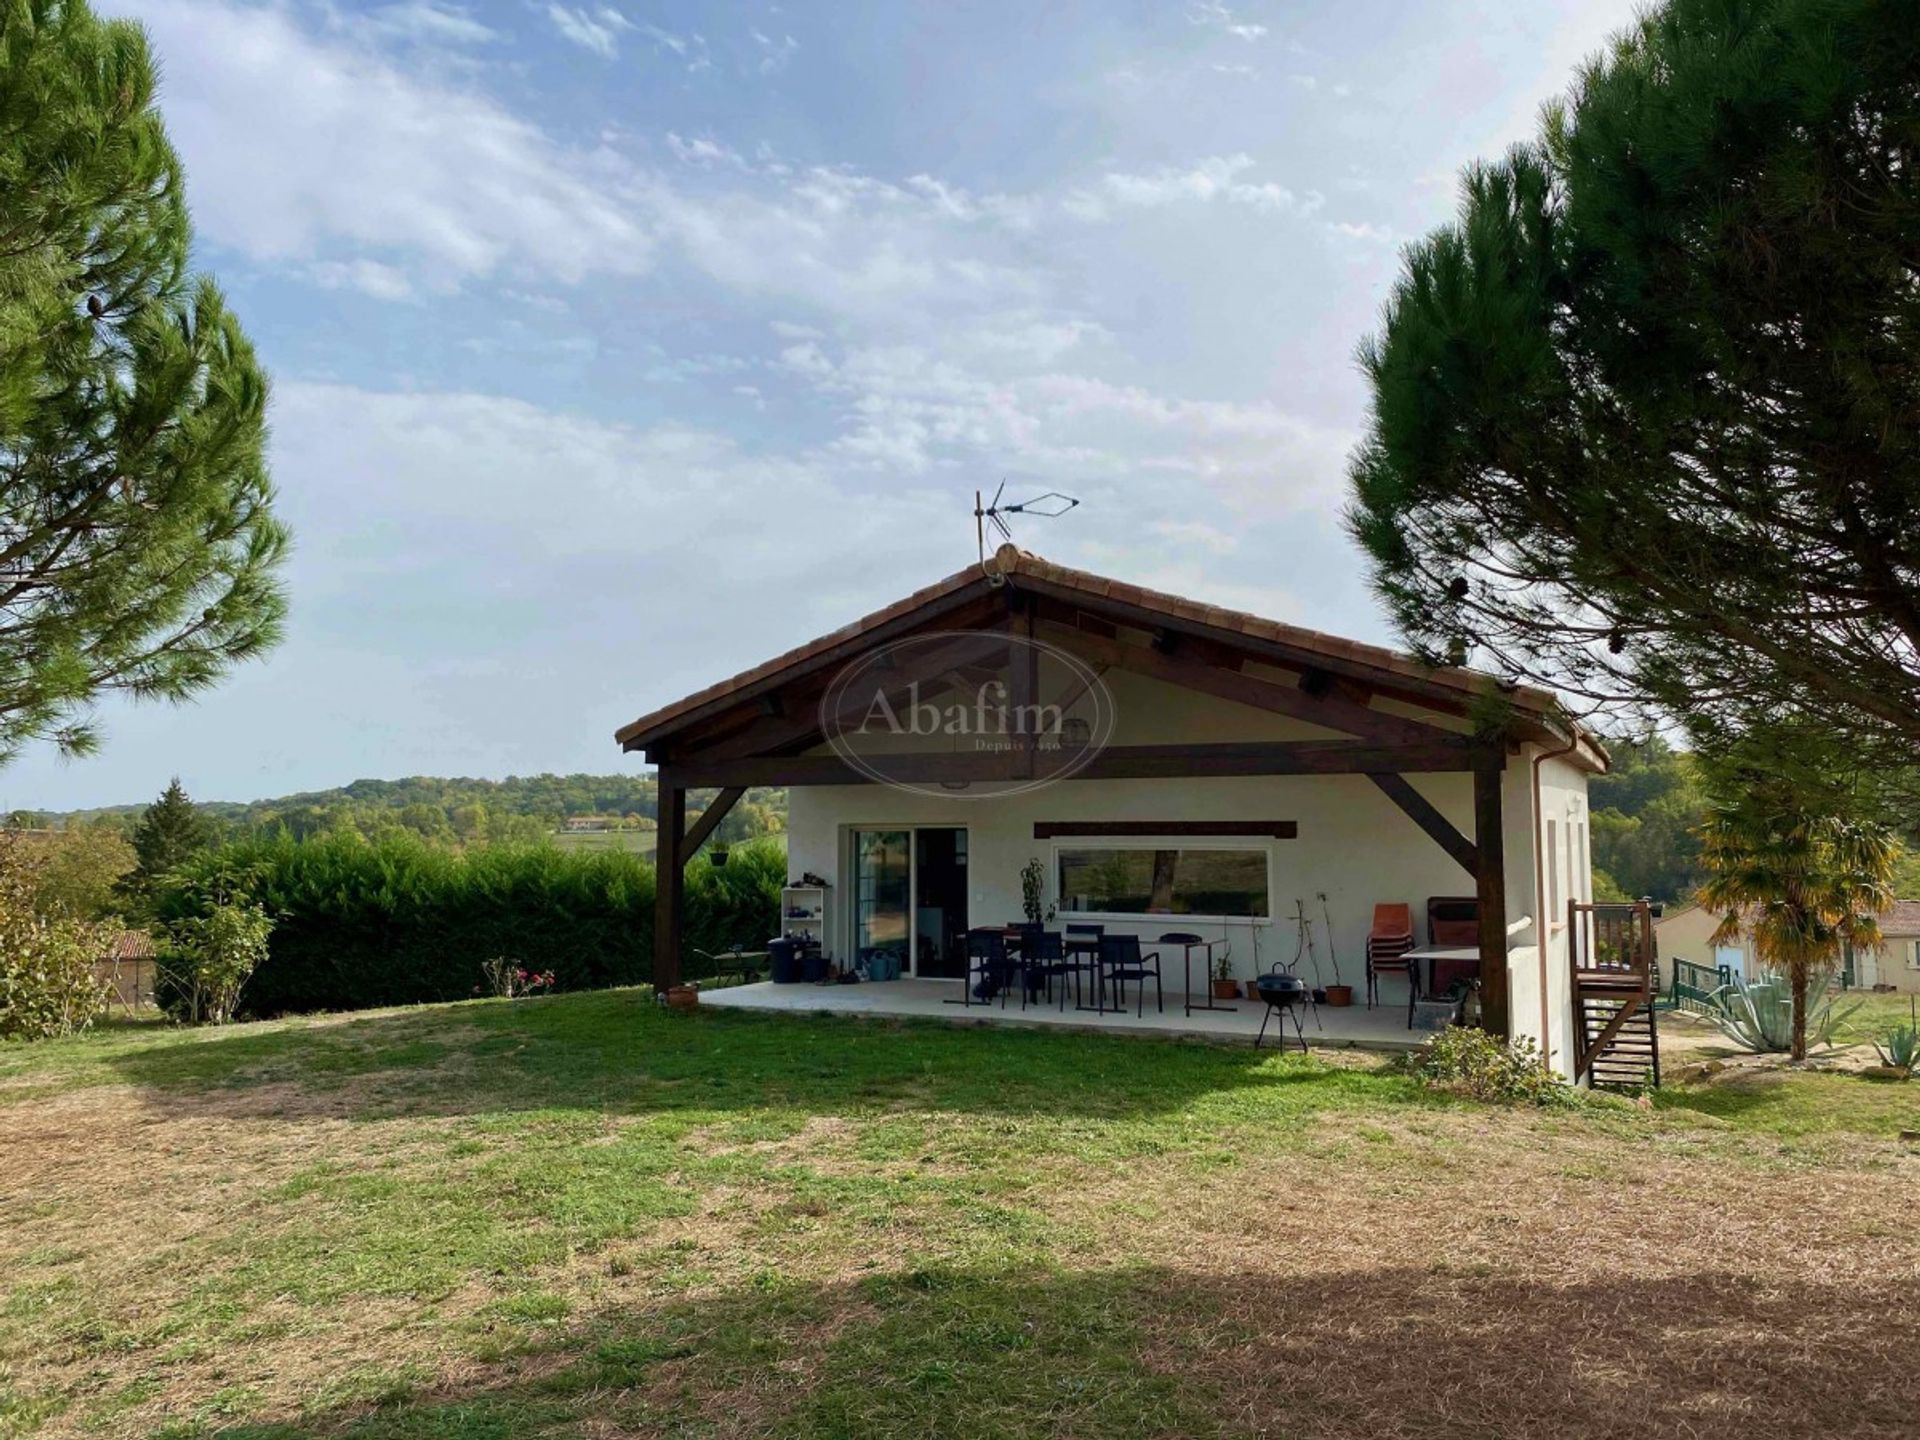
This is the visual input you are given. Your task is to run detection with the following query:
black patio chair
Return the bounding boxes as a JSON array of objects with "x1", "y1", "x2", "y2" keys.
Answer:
[
  {"x1": 1100, "y1": 934, "x2": 1163, "y2": 1017},
  {"x1": 1022, "y1": 930, "x2": 1073, "y2": 1009},
  {"x1": 963, "y1": 929, "x2": 1013, "y2": 1008},
  {"x1": 1064, "y1": 922, "x2": 1105, "y2": 1009}
]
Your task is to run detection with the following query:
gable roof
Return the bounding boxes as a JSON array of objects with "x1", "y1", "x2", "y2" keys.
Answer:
[
  {"x1": 1661, "y1": 899, "x2": 1920, "y2": 937},
  {"x1": 615, "y1": 544, "x2": 1599, "y2": 760}
]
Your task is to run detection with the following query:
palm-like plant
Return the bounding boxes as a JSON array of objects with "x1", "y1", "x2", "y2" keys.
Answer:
[
  {"x1": 1707, "y1": 972, "x2": 1858, "y2": 1056},
  {"x1": 1695, "y1": 758, "x2": 1896, "y2": 1062},
  {"x1": 1873, "y1": 999, "x2": 1920, "y2": 1079}
]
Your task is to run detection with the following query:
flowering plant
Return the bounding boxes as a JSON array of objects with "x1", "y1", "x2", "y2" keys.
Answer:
[{"x1": 478, "y1": 957, "x2": 556, "y2": 999}]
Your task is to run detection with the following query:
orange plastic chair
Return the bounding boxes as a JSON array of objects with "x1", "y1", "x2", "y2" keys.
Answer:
[{"x1": 1366, "y1": 903, "x2": 1416, "y2": 1009}]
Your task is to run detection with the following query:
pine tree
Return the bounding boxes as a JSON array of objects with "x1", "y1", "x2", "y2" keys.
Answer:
[
  {"x1": 1347, "y1": 0, "x2": 1920, "y2": 768},
  {"x1": 126, "y1": 778, "x2": 213, "y2": 905},
  {"x1": 0, "y1": 1, "x2": 288, "y2": 765}
]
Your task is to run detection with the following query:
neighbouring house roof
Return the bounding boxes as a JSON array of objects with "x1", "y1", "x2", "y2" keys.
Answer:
[
  {"x1": 1877, "y1": 900, "x2": 1920, "y2": 936},
  {"x1": 615, "y1": 543, "x2": 1603, "y2": 761},
  {"x1": 104, "y1": 930, "x2": 156, "y2": 961},
  {"x1": 1659, "y1": 899, "x2": 1920, "y2": 939}
]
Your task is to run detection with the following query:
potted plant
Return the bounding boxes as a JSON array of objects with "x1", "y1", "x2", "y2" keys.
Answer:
[
  {"x1": 709, "y1": 843, "x2": 730, "y2": 868},
  {"x1": 1319, "y1": 892, "x2": 1354, "y2": 1006},
  {"x1": 1212, "y1": 949, "x2": 1238, "y2": 1001},
  {"x1": 664, "y1": 983, "x2": 699, "y2": 1010},
  {"x1": 1020, "y1": 857, "x2": 1056, "y2": 926}
]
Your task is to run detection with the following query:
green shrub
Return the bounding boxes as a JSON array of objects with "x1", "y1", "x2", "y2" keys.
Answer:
[
  {"x1": 1873, "y1": 999, "x2": 1920, "y2": 1078},
  {"x1": 1707, "y1": 971, "x2": 1857, "y2": 1054},
  {"x1": 0, "y1": 835, "x2": 112, "y2": 1040},
  {"x1": 159, "y1": 897, "x2": 274, "y2": 1024},
  {"x1": 152, "y1": 831, "x2": 781, "y2": 1017},
  {"x1": 1406, "y1": 1025, "x2": 1574, "y2": 1105}
]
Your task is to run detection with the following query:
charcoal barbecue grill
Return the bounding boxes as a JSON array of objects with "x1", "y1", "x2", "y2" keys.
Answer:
[{"x1": 1252, "y1": 968, "x2": 1310, "y2": 1052}]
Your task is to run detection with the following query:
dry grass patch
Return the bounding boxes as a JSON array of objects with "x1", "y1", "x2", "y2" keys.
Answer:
[{"x1": 3, "y1": 992, "x2": 1918, "y2": 1438}]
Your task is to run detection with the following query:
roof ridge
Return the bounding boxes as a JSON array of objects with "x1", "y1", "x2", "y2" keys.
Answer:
[{"x1": 616, "y1": 544, "x2": 1588, "y2": 755}]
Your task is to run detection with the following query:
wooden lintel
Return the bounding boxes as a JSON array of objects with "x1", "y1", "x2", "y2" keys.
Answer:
[
  {"x1": 1367, "y1": 773, "x2": 1478, "y2": 876},
  {"x1": 673, "y1": 738, "x2": 1486, "y2": 789},
  {"x1": 1034, "y1": 820, "x2": 1298, "y2": 839}
]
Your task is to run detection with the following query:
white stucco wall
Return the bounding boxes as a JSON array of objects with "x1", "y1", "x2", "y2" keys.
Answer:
[
  {"x1": 1516, "y1": 749, "x2": 1593, "y2": 1075},
  {"x1": 782, "y1": 667, "x2": 1595, "y2": 1075}
]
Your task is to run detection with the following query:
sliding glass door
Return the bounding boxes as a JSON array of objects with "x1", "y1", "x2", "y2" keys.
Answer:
[
  {"x1": 853, "y1": 830, "x2": 911, "y2": 973},
  {"x1": 851, "y1": 827, "x2": 968, "y2": 978},
  {"x1": 913, "y1": 828, "x2": 968, "y2": 978}
]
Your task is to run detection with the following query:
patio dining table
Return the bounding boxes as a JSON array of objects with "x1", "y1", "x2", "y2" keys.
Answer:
[{"x1": 991, "y1": 926, "x2": 1124, "y2": 1013}]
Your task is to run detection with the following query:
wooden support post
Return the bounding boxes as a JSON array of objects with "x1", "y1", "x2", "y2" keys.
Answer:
[
  {"x1": 653, "y1": 775, "x2": 687, "y2": 993},
  {"x1": 1472, "y1": 761, "x2": 1509, "y2": 1037}
]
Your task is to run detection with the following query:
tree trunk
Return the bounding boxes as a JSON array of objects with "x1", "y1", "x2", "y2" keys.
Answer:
[{"x1": 1789, "y1": 959, "x2": 1808, "y2": 1062}]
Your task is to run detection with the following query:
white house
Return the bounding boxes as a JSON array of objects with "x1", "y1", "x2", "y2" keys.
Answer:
[
  {"x1": 1661, "y1": 898, "x2": 1920, "y2": 993},
  {"x1": 618, "y1": 546, "x2": 1618, "y2": 1079}
]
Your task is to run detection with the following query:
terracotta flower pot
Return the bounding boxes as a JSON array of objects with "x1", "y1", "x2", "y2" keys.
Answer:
[
  {"x1": 1212, "y1": 977, "x2": 1239, "y2": 1000},
  {"x1": 1324, "y1": 984, "x2": 1354, "y2": 1008},
  {"x1": 664, "y1": 984, "x2": 699, "y2": 1010}
]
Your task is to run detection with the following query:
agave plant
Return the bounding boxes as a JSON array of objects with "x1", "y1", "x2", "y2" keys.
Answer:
[
  {"x1": 1873, "y1": 998, "x2": 1920, "y2": 1078},
  {"x1": 1707, "y1": 971, "x2": 1859, "y2": 1055}
]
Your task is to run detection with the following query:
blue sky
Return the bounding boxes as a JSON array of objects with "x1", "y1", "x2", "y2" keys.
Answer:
[{"x1": 9, "y1": 0, "x2": 1637, "y2": 810}]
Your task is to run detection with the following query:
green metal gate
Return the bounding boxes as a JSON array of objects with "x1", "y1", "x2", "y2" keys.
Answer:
[{"x1": 1664, "y1": 957, "x2": 1732, "y2": 1016}]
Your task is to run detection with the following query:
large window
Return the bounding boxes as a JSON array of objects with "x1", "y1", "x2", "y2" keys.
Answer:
[{"x1": 1055, "y1": 845, "x2": 1271, "y2": 919}]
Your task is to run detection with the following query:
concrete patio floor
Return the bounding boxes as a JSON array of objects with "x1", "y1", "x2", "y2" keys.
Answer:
[{"x1": 700, "y1": 975, "x2": 1431, "y2": 1051}]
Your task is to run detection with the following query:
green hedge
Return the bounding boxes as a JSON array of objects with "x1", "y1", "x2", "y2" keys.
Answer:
[{"x1": 152, "y1": 832, "x2": 783, "y2": 1017}]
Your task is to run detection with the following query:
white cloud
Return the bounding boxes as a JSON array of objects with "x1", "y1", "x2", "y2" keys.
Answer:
[
  {"x1": 636, "y1": 22, "x2": 711, "y2": 70},
  {"x1": 666, "y1": 132, "x2": 747, "y2": 169},
  {"x1": 1067, "y1": 155, "x2": 1319, "y2": 220},
  {"x1": 116, "y1": 0, "x2": 651, "y2": 289},
  {"x1": 1186, "y1": 2, "x2": 1267, "y2": 41},
  {"x1": 360, "y1": 2, "x2": 497, "y2": 45},
  {"x1": 749, "y1": 27, "x2": 799, "y2": 74},
  {"x1": 1326, "y1": 219, "x2": 1396, "y2": 247},
  {"x1": 304, "y1": 257, "x2": 417, "y2": 302},
  {"x1": 772, "y1": 336, "x2": 1353, "y2": 513},
  {"x1": 545, "y1": 4, "x2": 632, "y2": 58}
]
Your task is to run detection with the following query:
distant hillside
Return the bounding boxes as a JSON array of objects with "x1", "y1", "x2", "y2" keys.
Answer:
[{"x1": 17, "y1": 774, "x2": 787, "y2": 850}]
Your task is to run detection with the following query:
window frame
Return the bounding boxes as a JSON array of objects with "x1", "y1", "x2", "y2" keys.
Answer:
[{"x1": 1050, "y1": 837, "x2": 1278, "y2": 925}]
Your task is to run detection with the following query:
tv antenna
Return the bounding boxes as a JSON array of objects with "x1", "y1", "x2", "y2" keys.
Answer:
[{"x1": 975, "y1": 481, "x2": 1080, "y2": 585}]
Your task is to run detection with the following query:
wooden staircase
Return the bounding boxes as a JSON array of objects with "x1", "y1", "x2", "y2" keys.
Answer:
[{"x1": 1569, "y1": 900, "x2": 1660, "y2": 1090}]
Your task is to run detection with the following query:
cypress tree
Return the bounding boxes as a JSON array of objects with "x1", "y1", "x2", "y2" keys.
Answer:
[{"x1": 127, "y1": 777, "x2": 213, "y2": 904}]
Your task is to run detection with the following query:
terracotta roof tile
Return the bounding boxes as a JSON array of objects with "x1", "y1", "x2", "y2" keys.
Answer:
[
  {"x1": 1877, "y1": 900, "x2": 1920, "y2": 935},
  {"x1": 615, "y1": 544, "x2": 1591, "y2": 754},
  {"x1": 106, "y1": 930, "x2": 156, "y2": 961}
]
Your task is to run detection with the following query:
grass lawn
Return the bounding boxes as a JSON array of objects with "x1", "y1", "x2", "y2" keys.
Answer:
[{"x1": 2, "y1": 992, "x2": 1917, "y2": 1438}]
